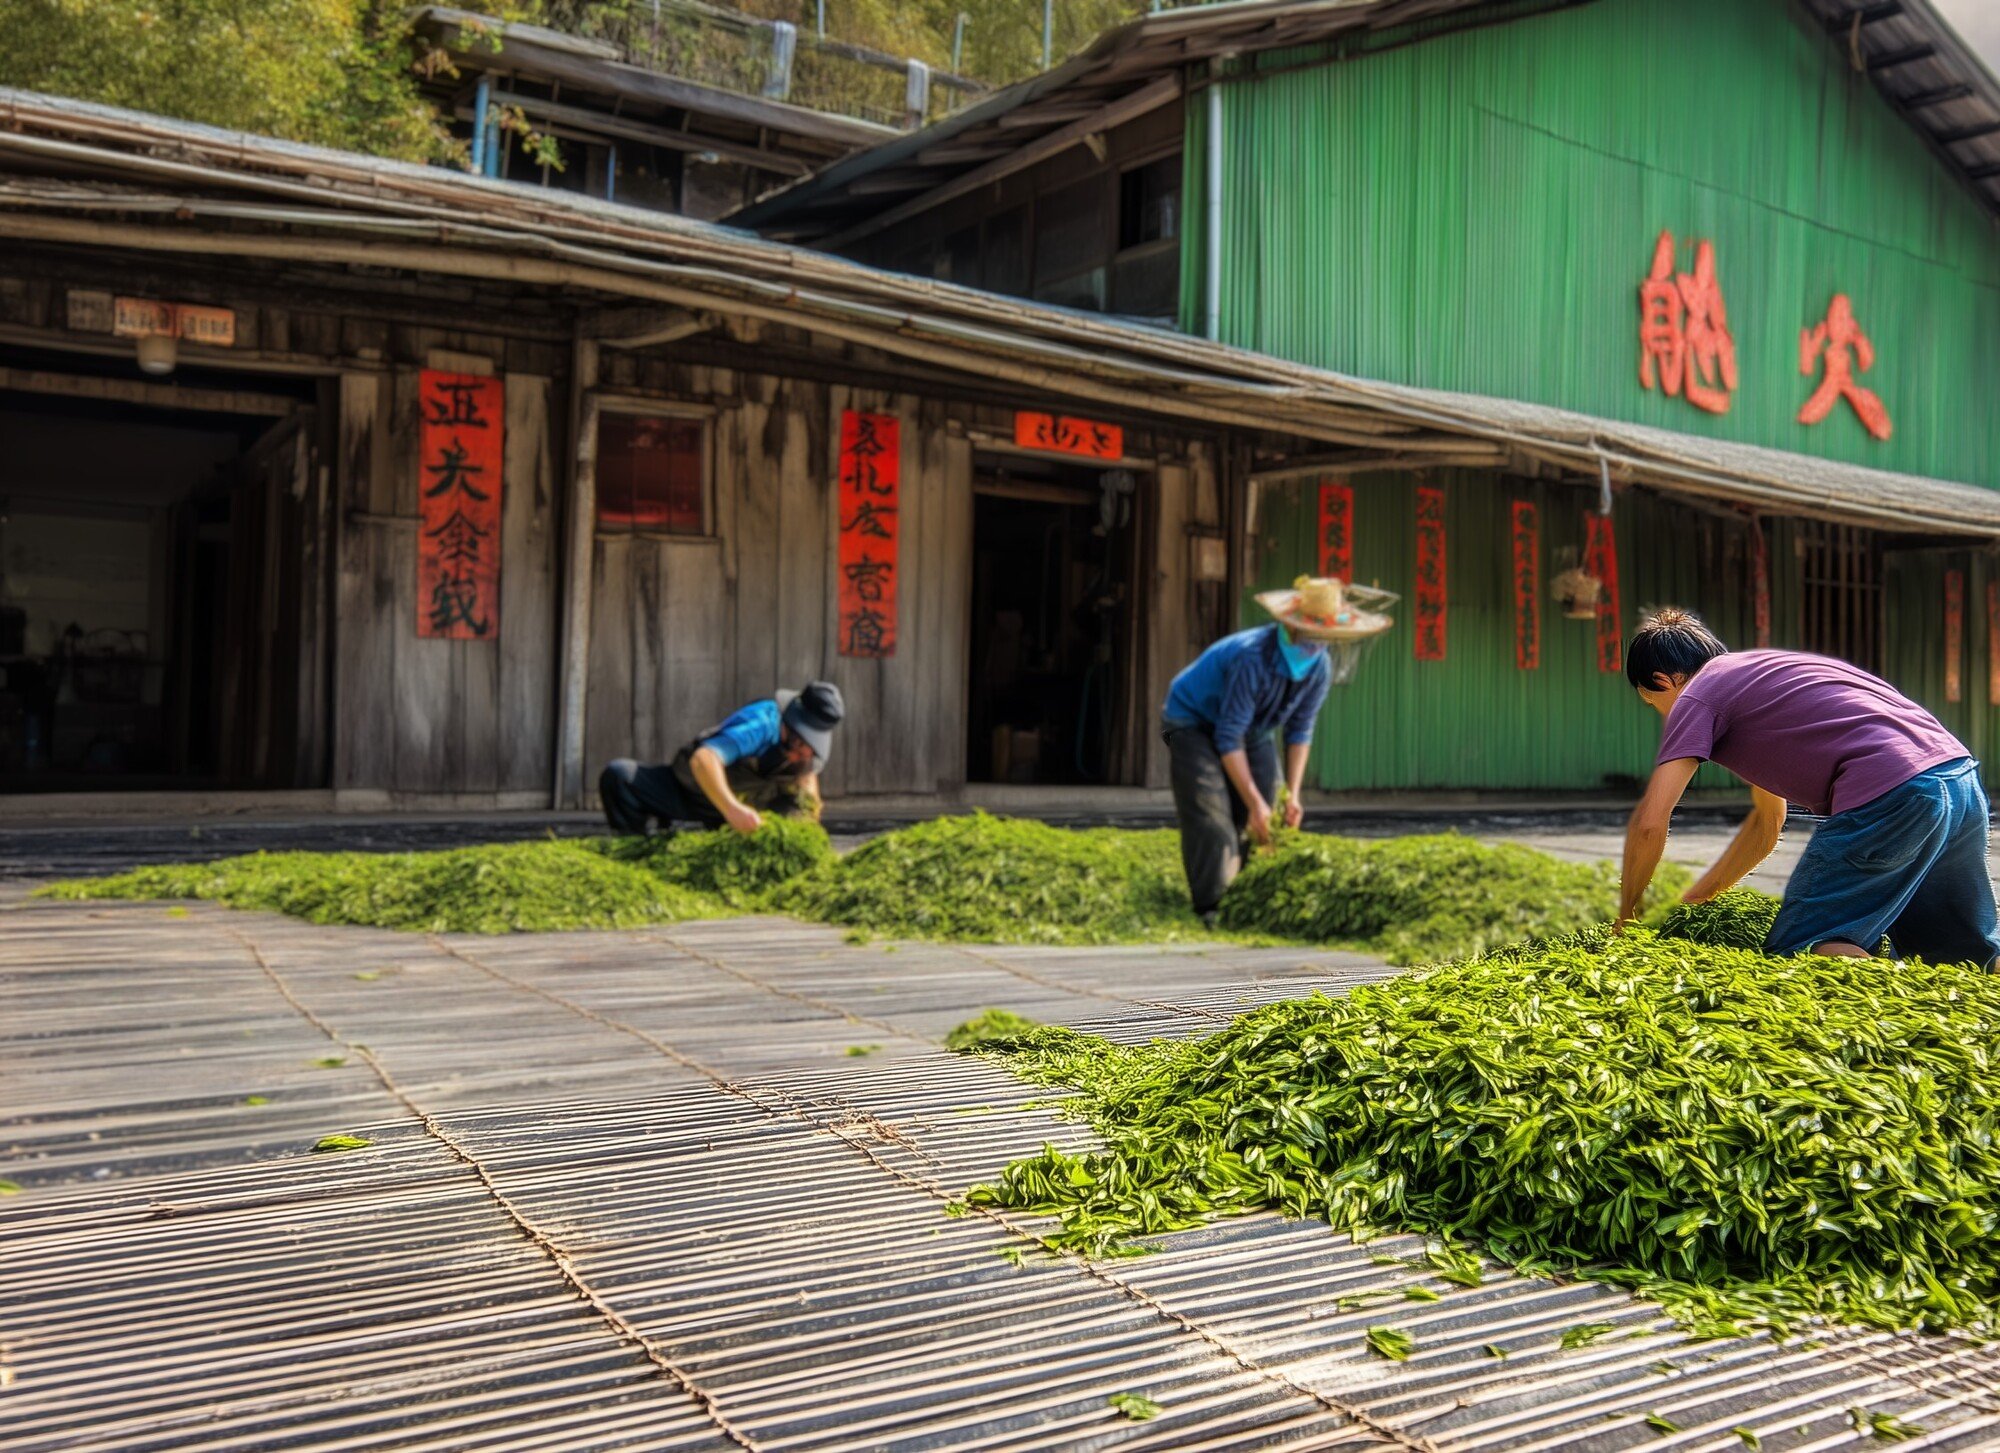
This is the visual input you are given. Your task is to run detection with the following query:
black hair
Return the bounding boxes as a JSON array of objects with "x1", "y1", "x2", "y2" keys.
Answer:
[{"x1": 1625, "y1": 607, "x2": 1728, "y2": 690}]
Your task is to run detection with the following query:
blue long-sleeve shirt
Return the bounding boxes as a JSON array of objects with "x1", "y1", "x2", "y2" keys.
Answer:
[{"x1": 1162, "y1": 625, "x2": 1331, "y2": 754}]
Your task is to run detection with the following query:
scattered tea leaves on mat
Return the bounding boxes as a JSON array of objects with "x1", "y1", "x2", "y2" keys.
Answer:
[
  {"x1": 312, "y1": 1056, "x2": 346, "y2": 1069},
  {"x1": 0, "y1": 1180, "x2": 20, "y2": 1195},
  {"x1": 1106, "y1": 1392, "x2": 1161, "y2": 1421},
  {"x1": 1403, "y1": 1286, "x2": 1442, "y2": 1302},
  {"x1": 353, "y1": 971, "x2": 382, "y2": 982},
  {"x1": 1484, "y1": 1343, "x2": 1509, "y2": 1359},
  {"x1": 1733, "y1": 1428, "x2": 1762, "y2": 1450},
  {"x1": 1849, "y1": 1408, "x2": 1926, "y2": 1441},
  {"x1": 311, "y1": 1134, "x2": 371, "y2": 1153},
  {"x1": 1365, "y1": 1326, "x2": 1414, "y2": 1361},
  {"x1": 243, "y1": 1095, "x2": 270, "y2": 1106},
  {"x1": 845, "y1": 1045, "x2": 880, "y2": 1057},
  {"x1": 1644, "y1": 1413, "x2": 1682, "y2": 1434},
  {"x1": 1562, "y1": 1324, "x2": 1619, "y2": 1350},
  {"x1": 165, "y1": 906, "x2": 188, "y2": 918}
]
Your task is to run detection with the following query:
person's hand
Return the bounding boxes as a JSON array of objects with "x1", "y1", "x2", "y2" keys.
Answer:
[
  {"x1": 1282, "y1": 797, "x2": 1305, "y2": 830},
  {"x1": 725, "y1": 804, "x2": 763, "y2": 835},
  {"x1": 1246, "y1": 800, "x2": 1273, "y2": 846},
  {"x1": 1681, "y1": 884, "x2": 1717, "y2": 905}
]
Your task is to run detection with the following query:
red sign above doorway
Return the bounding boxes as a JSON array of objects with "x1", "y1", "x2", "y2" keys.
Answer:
[{"x1": 1014, "y1": 411, "x2": 1124, "y2": 460}]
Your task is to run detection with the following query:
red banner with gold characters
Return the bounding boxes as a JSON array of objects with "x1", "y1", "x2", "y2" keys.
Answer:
[
  {"x1": 1585, "y1": 512, "x2": 1622, "y2": 674},
  {"x1": 1413, "y1": 485, "x2": 1447, "y2": 661},
  {"x1": 1014, "y1": 411, "x2": 1123, "y2": 460},
  {"x1": 1316, "y1": 480, "x2": 1353, "y2": 583},
  {"x1": 1945, "y1": 569, "x2": 1964, "y2": 703},
  {"x1": 418, "y1": 370, "x2": 504, "y2": 640},
  {"x1": 838, "y1": 410, "x2": 900, "y2": 658},
  {"x1": 1749, "y1": 518, "x2": 1772, "y2": 649},
  {"x1": 1510, "y1": 500, "x2": 1540, "y2": 672}
]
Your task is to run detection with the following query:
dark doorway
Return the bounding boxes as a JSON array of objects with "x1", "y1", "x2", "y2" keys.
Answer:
[
  {"x1": 0, "y1": 356, "x2": 324, "y2": 792},
  {"x1": 967, "y1": 453, "x2": 1142, "y2": 785}
]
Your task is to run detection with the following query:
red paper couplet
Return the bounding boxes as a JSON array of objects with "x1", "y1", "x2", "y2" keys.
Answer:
[
  {"x1": 417, "y1": 370, "x2": 504, "y2": 640},
  {"x1": 1585, "y1": 512, "x2": 1623, "y2": 674},
  {"x1": 1413, "y1": 485, "x2": 1447, "y2": 661},
  {"x1": 1945, "y1": 569, "x2": 1964, "y2": 704},
  {"x1": 1987, "y1": 582, "x2": 2000, "y2": 709},
  {"x1": 1749, "y1": 517, "x2": 1772, "y2": 650},
  {"x1": 1511, "y1": 500, "x2": 1540, "y2": 672},
  {"x1": 1013, "y1": 411, "x2": 1123, "y2": 460},
  {"x1": 838, "y1": 410, "x2": 900, "y2": 659},
  {"x1": 1317, "y1": 480, "x2": 1354, "y2": 582}
]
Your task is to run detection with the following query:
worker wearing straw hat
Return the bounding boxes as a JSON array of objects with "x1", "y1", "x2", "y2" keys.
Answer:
[{"x1": 1161, "y1": 576, "x2": 1384, "y2": 922}]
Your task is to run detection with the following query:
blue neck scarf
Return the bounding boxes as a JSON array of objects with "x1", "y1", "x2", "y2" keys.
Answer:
[{"x1": 1276, "y1": 625, "x2": 1326, "y2": 681}]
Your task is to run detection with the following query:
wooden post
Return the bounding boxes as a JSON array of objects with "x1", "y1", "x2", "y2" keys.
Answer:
[{"x1": 554, "y1": 336, "x2": 600, "y2": 808}]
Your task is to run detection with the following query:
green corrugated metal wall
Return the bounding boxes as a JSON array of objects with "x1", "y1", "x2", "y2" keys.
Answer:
[
  {"x1": 1244, "y1": 474, "x2": 1774, "y2": 791},
  {"x1": 1184, "y1": 0, "x2": 2000, "y2": 484},
  {"x1": 1242, "y1": 473, "x2": 2000, "y2": 793}
]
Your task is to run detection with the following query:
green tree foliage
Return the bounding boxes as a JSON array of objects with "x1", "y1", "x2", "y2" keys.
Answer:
[{"x1": 0, "y1": 0, "x2": 456, "y2": 160}]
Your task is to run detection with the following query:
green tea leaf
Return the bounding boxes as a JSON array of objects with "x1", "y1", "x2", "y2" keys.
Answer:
[
  {"x1": 312, "y1": 1056, "x2": 346, "y2": 1069},
  {"x1": 311, "y1": 1134, "x2": 371, "y2": 1153},
  {"x1": 1561, "y1": 1324, "x2": 1618, "y2": 1350},
  {"x1": 845, "y1": 1045, "x2": 880, "y2": 1057},
  {"x1": 1106, "y1": 1392, "x2": 1160, "y2": 1421},
  {"x1": 353, "y1": 971, "x2": 382, "y2": 982},
  {"x1": 1644, "y1": 1413, "x2": 1681, "y2": 1434},
  {"x1": 0, "y1": 1179, "x2": 21, "y2": 1195},
  {"x1": 1483, "y1": 1343, "x2": 1508, "y2": 1359},
  {"x1": 243, "y1": 1095, "x2": 270, "y2": 1106},
  {"x1": 1733, "y1": 1428, "x2": 1761, "y2": 1450},
  {"x1": 1365, "y1": 1326, "x2": 1414, "y2": 1361},
  {"x1": 1403, "y1": 1285, "x2": 1442, "y2": 1302}
]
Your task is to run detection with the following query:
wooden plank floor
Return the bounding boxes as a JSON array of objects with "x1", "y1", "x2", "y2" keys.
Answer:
[{"x1": 4, "y1": 898, "x2": 1998, "y2": 1451}]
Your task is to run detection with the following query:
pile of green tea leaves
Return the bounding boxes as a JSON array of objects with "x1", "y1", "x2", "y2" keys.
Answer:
[
  {"x1": 1220, "y1": 832, "x2": 1692, "y2": 963},
  {"x1": 38, "y1": 826, "x2": 833, "y2": 933},
  {"x1": 592, "y1": 815, "x2": 836, "y2": 907},
  {"x1": 768, "y1": 812, "x2": 1204, "y2": 945},
  {"x1": 953, "y1": 932, "x2": 2000, "y2": 1335},
  {"x1": 1654, "y1": 888, "x2": 1783, "y2": 948}
]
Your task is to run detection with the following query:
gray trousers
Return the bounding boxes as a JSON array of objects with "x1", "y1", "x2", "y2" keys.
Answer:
[{"x1": 1165, "y1": 725, "x2": 1279, "y2": 914}]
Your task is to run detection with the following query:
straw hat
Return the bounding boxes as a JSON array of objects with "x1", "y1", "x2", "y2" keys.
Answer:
[{"x1": 1254, "y1": 575, "x2": 1394, "y2": 642}]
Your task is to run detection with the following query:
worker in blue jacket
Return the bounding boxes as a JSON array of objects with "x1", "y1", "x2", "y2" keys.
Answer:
[
  {"x1": 600, "y1": 682, "x2": 843, "y2": 836},
  {"x1": 1160, "y1": 581, "x2": 1345, "y2": 920}
]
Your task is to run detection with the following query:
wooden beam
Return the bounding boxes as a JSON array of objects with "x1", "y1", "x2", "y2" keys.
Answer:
[
  {"x1": 1899, "y1": 82, "x2": 1973, "y2": 109},
  {"x1": 481, "y1": 90, "x2": 815, "y2": 177},
  {"x1": 916, "y1": 139, "x2": 1015, "y2": 165},
  {"x1": 1936, "y1": 119, "x2": 2000, "y2": 144},
  {"x1": 0, "y1": 365, "x2": 298, "y2": 416},
  {"x1": 577, "y1": 305, "x2": 722, "y2": 349},
  {"x1": 1868, "y1": 42, "x2": 1936, "y2": 71},
  {"x1": 554, "y1": 335, "x2": 600, "y2": 810},
  {"x1": 995, "y1": 103, "x2": 1105, "y2": 128},
  {"x1": 847, "y1": 168, "x2": 948, "y2": 195},
  {"x1": 821, "y1": 73, "x2": 1184, "y2": 250},
  {"x1": 1825, "y1": 2, "x2": 1903, "y2": 30}
]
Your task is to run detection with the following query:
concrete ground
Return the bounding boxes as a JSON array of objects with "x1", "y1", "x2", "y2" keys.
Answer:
[{"x1": 6, "y1": 885, "x2": 2000, "y2": 1450}]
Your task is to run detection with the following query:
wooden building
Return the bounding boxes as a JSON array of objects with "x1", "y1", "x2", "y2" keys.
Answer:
[
  {"x1": 6, "y1": 58, "x2": 1999, "y2": 814},
  {"x1": 737, "y1": 0, "x2": 2000, "y2": 794}
]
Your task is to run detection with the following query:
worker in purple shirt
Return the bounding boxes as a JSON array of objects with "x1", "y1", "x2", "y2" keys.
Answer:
[
  {"x1": 599, "y1": 682, "x2": 843, "y2": 837},
  {"x1": 1161, "y1": 592, "x2": 1335, "y2": 921},
  {"x1": 1616, "y1": 608, "x2": 1999, "y2": 967}
]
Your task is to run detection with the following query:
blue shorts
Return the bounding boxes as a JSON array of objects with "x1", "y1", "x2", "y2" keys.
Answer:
[{"x1": 1766, "y1": 758, "x2": 2000, "y2": 967}]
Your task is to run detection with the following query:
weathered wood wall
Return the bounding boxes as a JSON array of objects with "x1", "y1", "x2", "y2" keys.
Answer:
[{"x1": 1, "y1": 260, "x2": 1232, "y2": 805}]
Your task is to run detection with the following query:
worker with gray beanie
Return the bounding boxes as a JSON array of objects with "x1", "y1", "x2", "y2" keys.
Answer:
[{"x1": 599, "y1": 681, "x2": 844, "y2": 836}]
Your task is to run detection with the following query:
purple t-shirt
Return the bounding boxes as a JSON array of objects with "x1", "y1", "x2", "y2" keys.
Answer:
[{"x1": 1655, "y1": 650, "x2": 1966, "y2": 817}]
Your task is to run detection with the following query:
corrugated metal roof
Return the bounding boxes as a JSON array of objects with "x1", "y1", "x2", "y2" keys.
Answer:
[
  {"x1": 1, "y1": 90, "x2": 1997, "y2": 535},
  {"x1": 730, "y1": 0, "x2": 2000, "y2": 239}
]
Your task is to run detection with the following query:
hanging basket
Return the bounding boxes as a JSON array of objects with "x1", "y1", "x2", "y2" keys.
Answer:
[{"x1": 1552, "y1": 566, "x2": 1604, "y2": 621}]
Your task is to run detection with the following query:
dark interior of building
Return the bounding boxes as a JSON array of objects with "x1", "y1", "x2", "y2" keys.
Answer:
[
  {"x1": 0, "y1": 348, "x2": 321, "y2": 792},
  {"x1": 968, "y1": 453, "x2": 1139, "y2": 785}
]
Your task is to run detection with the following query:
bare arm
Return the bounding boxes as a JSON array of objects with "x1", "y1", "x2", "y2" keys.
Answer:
[
  {"x1": 1618, "y1": 758, "x2": 1701, "y2": 924},
  {"x1": 795, "y1": 770, "x2": 823, "y2": 822},
  {"x1": 1282, "y1": 742, "x2": 1312, "y2": 829},
  {"x1": 1220, "y1": 748, "x2": 1274, "y2": 845},
  {"x1": 689, "y1": 746, "x2": 761, "y2": 834},
  {"x1": 1685, "y1": 785, "x2": 1786, "y2": 902}
]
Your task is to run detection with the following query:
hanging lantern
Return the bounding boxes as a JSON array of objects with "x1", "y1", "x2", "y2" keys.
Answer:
[{"x1": 1550, "y1": 547, "x2": 1602, "y2": 620}]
